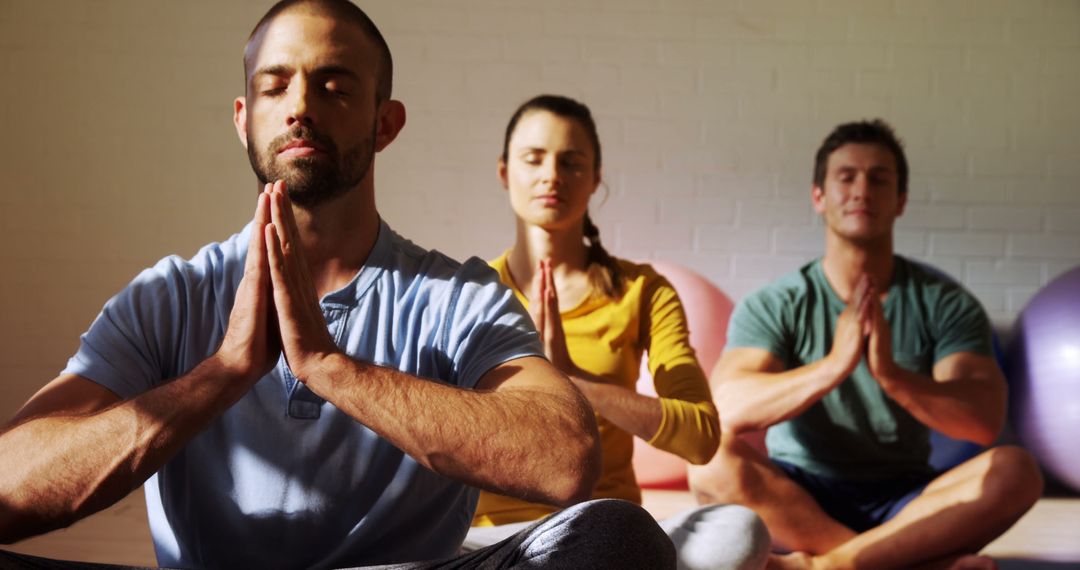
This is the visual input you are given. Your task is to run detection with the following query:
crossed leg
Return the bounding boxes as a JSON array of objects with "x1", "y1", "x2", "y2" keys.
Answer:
[{"x1": 688, "y1": 434, "x2": 1043, "y2": 570}]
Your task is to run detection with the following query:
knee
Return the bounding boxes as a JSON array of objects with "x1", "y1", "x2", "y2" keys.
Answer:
[
  {"x1": 698, "y1": 504, "x2": 771, "y2": 560},
  {"x1": 577, "y1": 499, "x2": 667, "y2": 540},
  {"x1": 721, "y1": 504, "x2": 771, "y2": 553},
  {"x1": 559, "y1": 499, "x2": 676, "y2": 567},
  {"x1": 983, "y1": 445, "x2": 1043, "y2": 508},
  {"x1": 665, "y1": 504, "x2": 771, "y2": 570}
]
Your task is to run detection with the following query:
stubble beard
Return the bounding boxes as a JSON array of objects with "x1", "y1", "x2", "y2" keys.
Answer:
[{"x1": 248, "y1": 124, "x2": 375, "y2": 209}]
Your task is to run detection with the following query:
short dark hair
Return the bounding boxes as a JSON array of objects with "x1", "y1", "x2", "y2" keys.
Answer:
[
  {"x1": 502, "y1": 95, "x2": 624, "y2": 298},
  {"x1": 244, "y1": 0, "x2": 393, "y2": 102},
  {"x1": 813, "y1": 119, "x2": 908, "y2": 194}
]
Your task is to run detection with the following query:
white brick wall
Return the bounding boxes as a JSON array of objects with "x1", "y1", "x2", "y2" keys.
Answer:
[{"x1": 1, "y1": 0, "x2": 1078, "y2": 416}]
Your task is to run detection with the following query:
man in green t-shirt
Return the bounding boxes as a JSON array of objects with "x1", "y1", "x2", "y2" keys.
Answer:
[{"x1": 689, "y1": 119, "x2": 1043, "y2": 569}]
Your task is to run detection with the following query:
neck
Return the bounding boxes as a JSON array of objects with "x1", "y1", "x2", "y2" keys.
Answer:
[
  {"x1": 289, "y1": 180, "x2": 380, "y2": 298},
  {"x1": 507, "y1": 219, "x2": 589, "y2": 291},
  {"x1": 821, "y1": 231, "x2": 895, "y2": 302}
]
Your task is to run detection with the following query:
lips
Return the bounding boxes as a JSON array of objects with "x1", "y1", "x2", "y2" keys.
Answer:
[
  {"x1": 535, "y1": 193, "x2": 563, "y2": 204},
  {"x1": 277, "y1": 139, "x2": 326, "y2": 155}
]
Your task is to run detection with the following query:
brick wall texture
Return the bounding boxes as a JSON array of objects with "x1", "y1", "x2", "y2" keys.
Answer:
[{"x1": 1, "y1": 0, "x2": 1077, "y2": 414}]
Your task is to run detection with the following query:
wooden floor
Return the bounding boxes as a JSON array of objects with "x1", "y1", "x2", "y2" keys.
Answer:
[
  {"x1": 642, "y1": 490, "x2": 1080, "y2": 565},
  {"x1": 8, "y1": 489, "x2": 1080, "y2": 567}
]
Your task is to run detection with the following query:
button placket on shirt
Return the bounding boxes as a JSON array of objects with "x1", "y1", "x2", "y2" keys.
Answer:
[{"x1": 283, "y1": 304, "x2": 350, "y2": 419}]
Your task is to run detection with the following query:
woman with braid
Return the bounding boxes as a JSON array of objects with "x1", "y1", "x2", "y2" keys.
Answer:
[{"x1": 463, "y1": 95, "x2": 770, "y2": 569}]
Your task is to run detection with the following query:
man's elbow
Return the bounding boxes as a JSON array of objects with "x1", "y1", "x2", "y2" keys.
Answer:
[
  {"x1": 947, "y1": 410, "x2": 1003, "y2": 448},
  {"x1": 547, "y1": 422, "x2": 601, "y2": 506},
  {"x1": 0, "y1": 500, "x2": 66, "y2": 545},
  {"x1": 970, "y1": 416, "x2": 1005, "y2": 447},
  {"x1": 971, "y1": 393, "x2": 1008, "y2": 447},
  {"x1": 0, "y1": 507, "x2": 15, "y2": 544}
]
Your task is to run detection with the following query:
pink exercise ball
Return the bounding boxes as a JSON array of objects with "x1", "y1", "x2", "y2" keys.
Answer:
[
  {"x1": 633, "y1": 262, "x2": 735, "y2": 489},
  {"x1": 1006, "y1": 265, "x2": 1080, "y2": 493}
]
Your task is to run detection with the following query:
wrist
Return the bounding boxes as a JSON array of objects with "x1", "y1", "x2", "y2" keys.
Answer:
[
  {"x1": 873, "y1": 360, "x2": 906, "y2": 391},
  {"x1": 821, "y1": 353, "x2": 855, "y2": 384},
  {"x1": 203, "y1": 353, "x2": 264, "y2": 399},
  {"x1": 295, "y1": 349, "x2": 347, "y2": 393}
]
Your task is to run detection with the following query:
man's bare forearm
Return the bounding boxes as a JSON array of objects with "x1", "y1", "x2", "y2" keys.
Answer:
[
  {"x1": 875, "y1": 367, "x2": 1006, "y2": 446},
  {"x1": 0, "y1": 358, "x2": 250, "y2": 543},
  {"x1": 716, "y1": 357, "x2": 848, "y2": 434},
  {"x1": 304, "y1": 354, "x2": 601, "y2": 506}
]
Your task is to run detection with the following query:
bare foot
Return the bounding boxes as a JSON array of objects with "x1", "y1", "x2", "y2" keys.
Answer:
[
  {"x1": 947, "y1": 554, "x2": 998, "y2": 570},
  {"x1": 767, "y1": 552, "x2": 814, "y2": 570}
]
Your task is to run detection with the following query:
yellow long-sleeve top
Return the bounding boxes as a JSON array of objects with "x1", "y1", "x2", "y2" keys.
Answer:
[{"x1": 473, "y1": 253, "x2": 720, "y2": 526}]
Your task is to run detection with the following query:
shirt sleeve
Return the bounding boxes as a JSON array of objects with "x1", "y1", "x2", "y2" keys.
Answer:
[
  {"x1": 931, "y1": 281, "x2": 995, "y2": 363},
  {"x1": 725, "y1": 286, "x2": 791, "y2": 363},
  {"x1": 444, "y1": 257, "x2": 545, "y2": 389},
  {"x1": 63, "y1": 256, "x2": 213, "y2": 399},
  {"x1": 640, "y1": 273, "x2": 720, "y2": 465}
]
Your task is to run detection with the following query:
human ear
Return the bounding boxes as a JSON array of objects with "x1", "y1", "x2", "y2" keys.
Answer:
[
  {"x1": 497, "y1": 157, "x2": 508, "y2": 190},
  {"x1": 233, "y1": 97, "x2": 249, "y2": 150},
  {"x1": 811, "y1": 185, "x2": 826, "y2": 214},
  {"x1": 374, "y1": 100, "x2": 407, "y2": 152},
  {"x1": 896, "y1": 189, "x2": 908, "y2": 217}
]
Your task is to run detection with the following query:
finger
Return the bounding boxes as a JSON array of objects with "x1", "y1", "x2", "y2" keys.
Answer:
[
  {"x1": 269, "y1": 184, "x2": 325, "y2": 307},
  {"x1": 265, "y1": 220, "x2": 306, "y2": 336},
  {"x1": 268, "y1": 188, "x2": 305, "y2": 287},
  {"x1": 536, "y1": 262, "x2": 548, "y2": 339},
  {"x1": 544, "y1": 261, "x2": 559, "y2": 328},
  {"x1": 859, "y1": 285, "x2": 876, "y2": 336},
  {"x1": 269, "y1": 183, "x2": 290, "y2": 252},
  {"x1": 852, "y1": 273, "x2": 871, "y2": 306},
  {"x1": 244, "y1": 189, "x2": 272, "y2": 274},
  {"x1": 531, "y1": 259, "x2": 546, "y2": 302},
  {"x1": 265, "y1": 222, "x2": 288, "y2": 302},
  {"x1": 265, "y1": 222, "x2": 304, "y2": 355},
  {"x1": 273, "y1": 180, "x2": 305, "y2": 255},
  {"x1": 870, "y1": 295, "x2": 885, "y2": 336}
]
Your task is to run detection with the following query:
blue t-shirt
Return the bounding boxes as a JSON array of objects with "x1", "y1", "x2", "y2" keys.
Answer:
[
  {"x1": 726, "y1": 256, "x2": 993, "y2": 480},
  {"x1": 64, "y1": 220, "x2": 544, "y2": 569}
]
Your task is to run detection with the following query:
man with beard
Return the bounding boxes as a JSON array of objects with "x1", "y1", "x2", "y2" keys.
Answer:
[{"x1": 0, "y1": 1, "x2": 677, "y2": 568}]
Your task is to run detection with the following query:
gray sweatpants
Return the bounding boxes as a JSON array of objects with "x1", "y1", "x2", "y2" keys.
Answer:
[
  {"x1": 1, "y1": 499, "x2": 676, "y2": 570},
  {"x1": 464, "y1": 503, "x2": 771, "y2": 570}
]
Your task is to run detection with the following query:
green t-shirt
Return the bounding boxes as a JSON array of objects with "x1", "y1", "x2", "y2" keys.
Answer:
[{"x1": 727, "y1": 256, "x2": 993, "y2": 480}]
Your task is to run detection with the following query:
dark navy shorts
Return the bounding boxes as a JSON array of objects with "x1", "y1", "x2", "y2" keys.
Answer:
[{"x1": 771, "y1": 459, "x2": 939, "y2": 533}]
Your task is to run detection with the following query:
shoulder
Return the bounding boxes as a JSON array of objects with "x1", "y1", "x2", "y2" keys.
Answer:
[
  {"x1": 740, "y1": 259, "x2": 818, "y2": 314},
  {"x1": 487, "y1": 250, "x2": 511, "y2": 274},
  {"x1": 897, "y1": 256, "x2": 990, "y2": 330},
  {"x1": 380, "y1": 228, "x2": 512, "y2": 307},
  {"x1": 614, "y1": 259, "x2": 665, "y2": 291},
  {"x1": 898, "y1": 256, "x2": 983, "y2": 312},
  {"x1": 595, "y1": 259, "x2": 675, "y2": 319},
  {"x1": 485, "y1": 250, "x2": 516, "y2": 288},
  {"x1": 116, "y1": 228, "x2": 247, "y2": 307},
  {"x1": 896, "y1": 256, "x2": 993, "y2": 357},
  {"x1": 382, "y1": 228, "x2": 482, "y2": 282},
  {"x1": 727, "y1": 260, "x2": 820, "y2": 344}
]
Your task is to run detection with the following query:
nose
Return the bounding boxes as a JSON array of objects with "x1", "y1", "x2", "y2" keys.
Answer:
[
  {"x1": 286, "y1": 77, "x2": 315, "y2": 128},
  {"x1": 850, "y1": 173, "x2": 870, "y2": 201},
  {"x1": 540, "y1": 157, "x2": 564, "y2": 187}
]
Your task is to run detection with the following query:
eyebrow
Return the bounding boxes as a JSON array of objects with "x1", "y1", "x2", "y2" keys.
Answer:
[
  {"x1": 519, "y1": 147, "x2": 587, "y2": 156},
  {"x1": 835, "y1": 165, "x2": 894, "y2": 174},
  {"x1": 252, "y1": 64, "x2": 361, "y2": 81}
]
